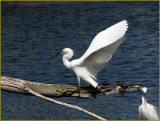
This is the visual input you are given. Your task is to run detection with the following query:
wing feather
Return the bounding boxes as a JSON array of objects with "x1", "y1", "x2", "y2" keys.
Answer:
[
  {"x1": 80, "y1": 20, "x2": 128, "y2": 60},
  {"x1": 81, "y1": 37, "x2": 125, "y2": 77},
  {"x1": 78, "y1": 20, "x2": 128, "y2": 78}
]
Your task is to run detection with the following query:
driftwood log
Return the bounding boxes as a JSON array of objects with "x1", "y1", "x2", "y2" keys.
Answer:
[
  {"x1": 1, "y1": 76, "x2": 108, "y2": 120},
  {"x1": 1, "y1": 76, "x2": 119, "y2": 98},
  {"x1": 1, "y1": 76, "x2": 142, "y2": 120}
]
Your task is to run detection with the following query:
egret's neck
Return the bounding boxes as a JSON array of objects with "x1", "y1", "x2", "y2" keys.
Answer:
[
  {"x1": 62, "y1": 55, "x2": 72, "y2": 69},
  {"x1": 142, "y1": 93, "x2": 147, "y2": 106}
]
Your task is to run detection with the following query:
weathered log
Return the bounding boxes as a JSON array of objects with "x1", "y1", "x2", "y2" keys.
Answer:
[
  {"x1": 1, "y1": 76, "x2": 142, "y2": 120},
  {"x1": 1, "y1": 76, "x2": 107, "y2": 120},
  {"x1": 1, "y1": 76, "x2": 118, "y2": 98}
]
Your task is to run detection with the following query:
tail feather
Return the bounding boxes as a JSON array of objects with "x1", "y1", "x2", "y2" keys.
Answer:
[{"x1": 88, "y1": 77, "x2": 98, "y2": 88}]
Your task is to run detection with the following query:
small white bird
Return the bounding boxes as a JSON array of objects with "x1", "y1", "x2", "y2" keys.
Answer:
[
  {"x1": 139, "y1": 87, "x2": 159, "y2": 120},
  {"x1": 57, "y1": 20, "x2": 128, "y2": 90}
]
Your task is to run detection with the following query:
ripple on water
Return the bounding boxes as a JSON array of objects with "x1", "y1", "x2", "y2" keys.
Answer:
[{"x1": 1, "y1": 1, "x2": 159, "y2": 120}]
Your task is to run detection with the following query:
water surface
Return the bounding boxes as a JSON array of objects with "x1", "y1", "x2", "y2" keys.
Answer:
[{"x1": 1, "y1": 1, "x2": 159, "y2": 120}]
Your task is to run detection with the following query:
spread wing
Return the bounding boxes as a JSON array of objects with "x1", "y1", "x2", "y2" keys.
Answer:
[{"x1": 78, "y1": 20, "x2": 128, "y2": 78}]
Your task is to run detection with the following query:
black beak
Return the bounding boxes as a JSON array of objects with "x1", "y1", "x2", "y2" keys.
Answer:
[{"x1": 55, "y1": 51, "x2": 62, "y2": 57}]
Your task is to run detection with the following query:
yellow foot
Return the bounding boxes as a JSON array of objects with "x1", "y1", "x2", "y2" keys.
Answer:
[
  {"x1": 67, "y1": 86, "x2": 78, "y2": 91},
  {"x1": 56, "y1": 86, "x2": 67, "y2": 96}
]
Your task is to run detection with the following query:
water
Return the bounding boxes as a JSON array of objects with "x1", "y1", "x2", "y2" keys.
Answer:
[{"x1": 1, "y1": 1, "x2": 159, "y2": 120}]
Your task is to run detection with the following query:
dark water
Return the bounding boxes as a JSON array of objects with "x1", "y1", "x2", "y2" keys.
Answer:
[{"x1": 1, "y1": 1, "x2": 159, "y2": 120}]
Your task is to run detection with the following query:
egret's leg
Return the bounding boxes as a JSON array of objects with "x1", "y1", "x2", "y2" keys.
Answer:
[{"x1": 77, "y1": 77, "x2": 81, "y2": 96}]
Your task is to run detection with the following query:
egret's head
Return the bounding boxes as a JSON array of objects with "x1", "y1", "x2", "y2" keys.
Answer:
[
  {"x1": 55, "y1": 48, "x2": 74, "y2": 56},
  {"x1": 59, "y1": 48, "x2": 74, "y2": 59},
  {"x1": 61, "y1": 48, "x2": 74, "y2": 55},
  {"x1": 140, "y1": 87, "x2": 147, "y2": 94}
]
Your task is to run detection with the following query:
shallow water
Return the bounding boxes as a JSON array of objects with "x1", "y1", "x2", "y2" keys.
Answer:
[{"x1": 1, "y1": 1, "x2": 159, "y2": 120}]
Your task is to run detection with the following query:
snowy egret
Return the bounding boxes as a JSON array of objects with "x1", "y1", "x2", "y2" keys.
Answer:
[
  {"x1": 139, "y1": 87, "x2": 159, "y2": 120},
  {"x1": 112, "y1": 81, "x2": 142, "y2": 93},
  {"x1": 57, "y1": 20, "x2": 128, "y2": 91}
]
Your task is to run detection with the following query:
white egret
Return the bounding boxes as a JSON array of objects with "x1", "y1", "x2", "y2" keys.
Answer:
[
  {"x1": 58, "y1": 20, "x2": 128, "y2": 90},
  {"x1": 139, "y1": 87, "x2": 159, "y2": 120}
]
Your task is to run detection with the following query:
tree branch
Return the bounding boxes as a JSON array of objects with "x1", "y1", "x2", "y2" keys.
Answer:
[
  {"x1": 25, "y1": 86, "x2": 107, "y2": 120},
  {"x1": 1, "y1": 76, "x2": 107, "y2": 120},
  {"x1": 1, "y1": 76, "x2": 118, "y2": 98}
]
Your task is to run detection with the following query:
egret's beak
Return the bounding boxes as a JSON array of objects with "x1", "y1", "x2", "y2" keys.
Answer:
[
  {"x1": 55, "y1": 52, "x2": 62, "y2": 57},
  {"x1": 139, "y1": 87, "x2": 144, "y2": 91},
  {"x1": 55, "y1": 51, "x2": 64, "y2": 57},
  {"x1": 138, "y1": 87, "x2": 141, "y2": 91}
]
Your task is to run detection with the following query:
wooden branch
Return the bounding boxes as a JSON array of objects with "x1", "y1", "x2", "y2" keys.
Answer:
[
  {"x1": 25, "y1": 86, "x2": 107, "y2": 120},
  {"x1": 1, "y1": 76, "x2": 142, "y2": 120},
  {"x1": 1, "y1": 76, "x2": 107, "y2": 120},
  {"x1": 1, "y1": 76, "x2": 119, "y2": 98}
]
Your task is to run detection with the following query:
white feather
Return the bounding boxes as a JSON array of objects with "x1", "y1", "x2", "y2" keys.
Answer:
[
  {"x1": 78, "y1": 20, "x2": 128, "y2": 81},
  {"x1": 61, "y1": 20, "x2": 128, "y2": 88},
  {"x1": 139, "y1": 87, "x2": 159, "y2": 120}
]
